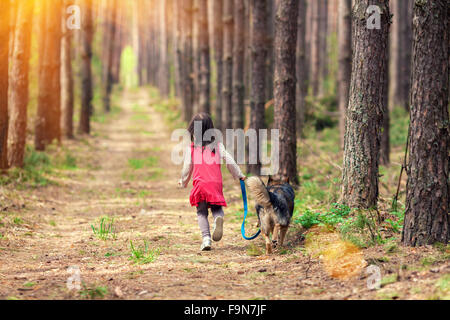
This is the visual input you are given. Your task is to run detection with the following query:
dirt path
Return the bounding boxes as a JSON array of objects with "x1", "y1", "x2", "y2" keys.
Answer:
[{"x1": 0, "y1": 88, "x2": 447, "y2": 300}]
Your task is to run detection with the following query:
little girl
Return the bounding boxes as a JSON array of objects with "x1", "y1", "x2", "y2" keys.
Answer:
[{"x1": 179, "y1": 113, "x2": 245, "y2": 251}]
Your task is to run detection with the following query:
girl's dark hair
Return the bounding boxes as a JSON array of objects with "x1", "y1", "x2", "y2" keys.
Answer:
[{"x1": 187, "y1": 112, "x2": 217, "y2": 150}]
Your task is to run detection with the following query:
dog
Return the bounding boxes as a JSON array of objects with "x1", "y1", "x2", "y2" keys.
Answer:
[{"x1": 246, "y1": 175, "x2": 295, "y2": 254}]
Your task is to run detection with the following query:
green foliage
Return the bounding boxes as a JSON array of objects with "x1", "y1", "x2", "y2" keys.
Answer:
[
  {"x1": 79, "y1": 284, "x2": 108, "y2": 299},
  {"x1": 120, "y1": 46, "x2": 138, "y2": 88},
  {"x1": 294, "y1": 209, "x2": 321, "y2": 229},
  {"x1": 293, "y1": 203, "x2": 351, "y2": 229},
  {"x1": 91, "y1": 216, "x2": 117, "y2": 241},
  {"x1": 339, "y1": 212, "x2": 383, "y2": 248},
  {"x1": 385, "y1": 210, "x2": 404, "y2": 234},
  {"x1": 129, "y1": 240, "x2": 160, "y2": 264},
  {"x1": 381, "y1": 274, "x2": 398, "y2": 287},
  {"x1": 0, "y1": 145, "x2": 81, "y2": 188},
  {"x1": 128, "y1": 156, "x2": 158, "y2": 170},
  {"x1": 13, "y1": 217, "x2": 24, "y2": 225},
  {"x1": 390, "y1": 107, "x2": 409, "y2": 147}
]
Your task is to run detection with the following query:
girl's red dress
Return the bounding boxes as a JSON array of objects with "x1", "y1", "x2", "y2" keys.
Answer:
[{"x1": 189, "y1": 143, "x2": 227, "y2": 207}]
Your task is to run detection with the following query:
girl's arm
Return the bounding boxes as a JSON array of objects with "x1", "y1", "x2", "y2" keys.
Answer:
[
  {"x1": 219, "y1": 143, "x2": 246, "y2": 180},
  {"x1": 179, "y1": 146, "x2": 193, "y2": 188}
]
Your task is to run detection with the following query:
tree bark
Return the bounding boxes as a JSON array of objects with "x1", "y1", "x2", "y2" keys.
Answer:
[
  {"x1": 61, "y1": 0, "x2": 75, "y2": 139},
  {"x1": 318, "y1": 0, "x2": 328, "y2": 97},
  {"x1": 111, "y1": 1, "x2": 123, "y2": 84},
  {"x1": 35, "y1": 0, "x2": 63, "y2": 151},
  {"x1": 8, "y1": 0, "x2": 34, "y2": 167},
  {"x1": 222, "y1": 0, "x2": 234, "y2": 130},
  {"x1": 232, "y1": 0, "x2": 245, "y2": 128},
  {"x1": 102, "y1": 0, "x2": 117, "y2": 112},
  {"x1": 296, "y1": 0, "x2": 307, "y2": 139},
  {"x1": 181, "y1": 0, "x2": 194, "y2": 122},
  {"x1": 173, "y1": 0, "x2": 183, "y2": 99},
  {"x1": 389, "y1": 0, "x2": 412, "y2": 111},
  {"x1": 337, "y1": 0, "x2": 352, "y2": 148},
  {"x1": 274, "y1": 0, "x2": 299, "y2": 185},
  {"x1": 159, "y1": 0, "x2": 170, "y2": 98},
  {"x1": 0, "y1": 0, "x2": 10, "y2": 169},
  {"x1": 78, "y1": 0, "x2": 94, "y2": 134},
  {"x1": 247, "y1": 0, "x2": 268, "y2": 175},
  {"x1": 402, "y1": 0, "x2": 449, "y2": 246},
  {"x1": 195, "y1": 0, "x2": 211, "y2": 113},
  {"x1": 265, "y1": 0, "x2": 275, "y2": 101},
  {"x1": 341, "y1": 0, "x2": 390, "y2": 209},
  {"x1": 310, "y1": 0, "x2": 320, "y2": 97},
  {"x1": 212, "y1": 0, "x2": 224, "y2": 130}
]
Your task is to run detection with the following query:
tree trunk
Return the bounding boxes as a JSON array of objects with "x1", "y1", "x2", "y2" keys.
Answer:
[
  {"x1": 212, "y1": 0, "x2": 224, "y2": 130},
  {"x1": 195, "y1": 0, "x2": 211, "y2": 113},
  {"x1": 318, "y1": 0, "x2": 328, "y2": 97},
  {"x1": 111, "y1": 1, "x2": 123, "y2": 85},
  {"x1": 61, "y1": 0, "x2": 75, "y2": 139},
  {"x1": 380, "y1": 49, "x2": 390, "y2": 165},
  {"x1": 265, "y1": 0, "x2": 275, "y2": 101},
  {"x1": 402, "y1": 0, "x2": 449, "y2": 246},
  {"x1": 78, "y1": 0, "x2": 94, "y2": 134},
  {"x1": 310, "y1": 0, "x2": 320, "y2": 97},
  {"x1": 295, "y1": 0, "x2": 307, "y2": 138},
  {"x1": 8, "y1": 0, "x2": 34, "y2": 167},
  {"x1": 274, "y1": 0, "x2": 299, "y2": 185},
  {"x1": 181, "y1": 0, "x2": 194, "y2": 122},
  {"x1": 0, "y1": 0, "x2": 10, "y2": 170},
  {"x1": 102, "y1": 0, "x2": 117, "y2": 112},
  {"x1": 222, "y1": 0, "x2": 234, "y2": 130},
  {"x1": 247, "y1": 0, "x2": 267, "y2": 175},
  {"x1": 159, "y1": 0, "x2": 170, "y2": 98},
  {"x1": 232, "y1": 0, "x2": 245, "y2": 128},
  {"x1": 8, "y1": 0, "x2": 17, "y2": 63},
  {"x1": 389, "y1": 0, "x2": 412, "y2": 111},
  {"x1": 341, "y1": 0, "x2": 390, "y2": 209},
  {"x1": 173, "y1": 0, "x2": 183, "y2": 100},
  {"x1": 337, "y1": 0, "x2": 352, "y2": 148},
  {"x1": 35, "y1": 0, "x2": 63, "y2": 151}
]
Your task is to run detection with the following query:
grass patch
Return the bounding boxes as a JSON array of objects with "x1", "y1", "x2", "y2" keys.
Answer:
[
  {"x1": 246, "y1": 243, "x2": 264, "y2": 257},
  {"x1": 79, "y1": 284, "x2": 108, "y2": 299},
  {"x1": 129, "y1": 240, "x2": 160, "y2": 264},
  {"x1": 381, "y1": 274, "x2": 398, "y2": 287},
  {"x1": 128, "y1": 156, "x2": 158, "y2": 170},
  {"x1": 91, "y1": 216, "x2": 117, "y2": 241}
]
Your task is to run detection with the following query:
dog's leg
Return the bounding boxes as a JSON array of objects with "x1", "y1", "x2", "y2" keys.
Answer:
[
  {"x1": 263, "y1": 233, "x2": 272, "y2": 254},
  {"x1": 279, "y1": 226, "x2": 289, "y2": 247},
  {"x1": 272, "y1": 224, "x2": 280, "y2": 248}
]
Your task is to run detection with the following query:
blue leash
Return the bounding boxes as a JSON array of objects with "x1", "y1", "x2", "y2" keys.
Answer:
[{"x1": 240, "y1": 179, "x2": 261, "y2": 240}]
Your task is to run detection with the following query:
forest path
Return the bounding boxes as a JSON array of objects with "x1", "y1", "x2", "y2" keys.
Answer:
[{"x1": 1, "y1": 88, "x2": 384, "y2": 300}]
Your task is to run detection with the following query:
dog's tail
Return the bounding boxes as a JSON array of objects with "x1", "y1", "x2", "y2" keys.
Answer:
[{"x1": 246, "y1": 177, "x2": 271, "y2": 208}]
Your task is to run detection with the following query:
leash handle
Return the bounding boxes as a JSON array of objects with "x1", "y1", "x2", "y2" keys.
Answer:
[{"x1": 240, "y1": 179, "x2": 261, "y2": 240}]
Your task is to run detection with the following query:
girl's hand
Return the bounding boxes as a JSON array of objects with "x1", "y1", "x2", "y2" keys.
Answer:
[{"x1": 178, "y1": 180, "x2": 183, "y2": 188}]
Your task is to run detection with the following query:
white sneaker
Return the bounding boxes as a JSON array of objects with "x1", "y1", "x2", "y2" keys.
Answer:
[
  {"x1": 212, "y1": 216, "x2": 224, "y2": 242},
  {"x1": 200, "y1": 237, "x2": 212, "y2": 251}
]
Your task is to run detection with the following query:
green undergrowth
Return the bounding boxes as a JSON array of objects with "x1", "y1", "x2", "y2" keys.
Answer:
[
  {"x1": 293, "y1": 200, "x2": 405, "y2": 248},
  {"x1": 0, "y1": 144, "x2": 79, "y2": 188},
  {"x1": 91, "y1": 216, "x2": 117, "y2": 241},
  {"x1": 129, "y1": 239, "x2": 160, "y2": 264}
]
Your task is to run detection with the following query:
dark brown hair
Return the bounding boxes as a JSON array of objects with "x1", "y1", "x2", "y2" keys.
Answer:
[{"x1": 187, "y1": 112, "x2": 217, "y2": 149}]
